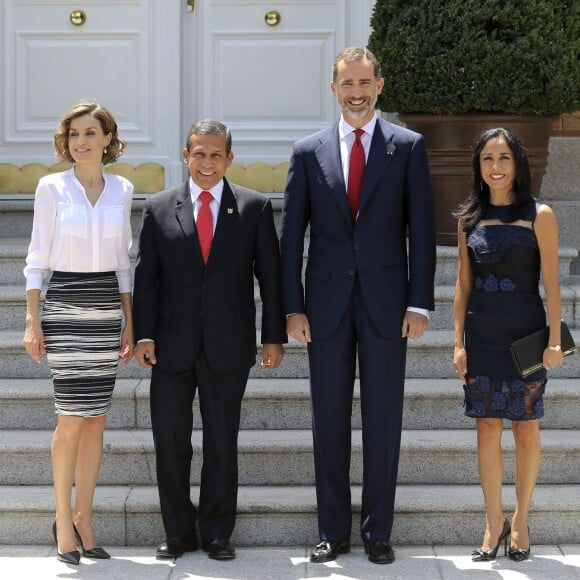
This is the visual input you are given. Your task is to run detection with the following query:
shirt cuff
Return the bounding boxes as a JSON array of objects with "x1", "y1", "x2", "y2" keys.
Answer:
[
  {"x1": 407, "y1": 306, "x2": 430, "y2": 319},
  {"x1": 25, "y1": 269, "x2": 45, "y2": 291},
  {"x1": 116, "y1": 269, "x2": 132, "y2": 294}
]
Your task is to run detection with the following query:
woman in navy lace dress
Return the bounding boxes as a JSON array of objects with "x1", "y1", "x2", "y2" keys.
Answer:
[{"x1": 453, "y1": 128, "x2": 563, "y2": 563}]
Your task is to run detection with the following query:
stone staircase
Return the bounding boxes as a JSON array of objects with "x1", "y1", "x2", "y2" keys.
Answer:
[{"x1": 0, "y1": 196, "x2": 578, "y2": 547}]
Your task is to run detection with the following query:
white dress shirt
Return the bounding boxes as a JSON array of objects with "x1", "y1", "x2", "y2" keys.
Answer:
[
  {"x1": 190, "y1": 177, "x2": 223, "y2": 233},
  {"x1": 24, "y1": 169, "x2": 133, "y2": 293},
  {"x1": 338, "y1": 114, "x2": 429, "y2": 319}
]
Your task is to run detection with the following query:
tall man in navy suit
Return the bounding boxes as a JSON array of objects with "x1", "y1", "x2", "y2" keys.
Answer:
[
  {"x1": 133, "y1": 120, "x2": 286, "y2": 561},
  {"x1": 280, "y1": 47, "x2": 436, "y2": 565}
]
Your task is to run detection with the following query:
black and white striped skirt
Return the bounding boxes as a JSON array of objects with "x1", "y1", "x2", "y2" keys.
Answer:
[{"x1": 42, "y1": 271, "x2": 122, "y2": 417}]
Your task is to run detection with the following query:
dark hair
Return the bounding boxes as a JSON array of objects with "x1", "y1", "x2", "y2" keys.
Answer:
[
  {"x1": 54, "y1": 101, "x2": 125, "y2": 165},
  {"x1": 185, "y1": 119, "x2": 232, "y2": 153},
  {"x1": 454, "y1": 127, "x2": 533, "y2": 231},
  {"x1": 332, "y1": 47, "x2": 383, "y2": 82}
]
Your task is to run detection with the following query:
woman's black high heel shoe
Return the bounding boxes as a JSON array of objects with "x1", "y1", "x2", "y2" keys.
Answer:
[
  {"x1": 52, "y1": 521, "x2": 80, "y2": 565},
  {"x1": 508, "y1": 526, "x2": 531, "y2": 562},
  {"x1": 73, "y1": 524, "x2": 111, "y2": 559},
  {"x1": 471, "y1": 518, "x2": 511, "y2": 561}
]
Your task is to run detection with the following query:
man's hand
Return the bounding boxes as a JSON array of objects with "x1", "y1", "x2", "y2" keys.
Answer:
[
  {"x1": 134, "y1": 341, "x2": 157, "y2": 368},
  {"x1": 261, "y1": 343, "x2": 284, "y2": 369},
  {"x1": 287, "y1": 313, "x2": 311, "y2": 343},
  {"x1": 401, "y1": 311, "x2": 428, "y2": 340}
]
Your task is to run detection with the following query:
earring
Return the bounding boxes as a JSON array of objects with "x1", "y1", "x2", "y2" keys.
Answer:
[
  {"x1": 104, "y1": 147, "x2": 108, "y2": 154},
  {"x1": 480, "y1": 179, "x2": 483, "y2": 191}
]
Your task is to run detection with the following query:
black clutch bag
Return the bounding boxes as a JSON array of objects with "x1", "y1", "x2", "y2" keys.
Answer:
[{"x1": 510, "y1": 321, "x2": 577, "y2": 378}]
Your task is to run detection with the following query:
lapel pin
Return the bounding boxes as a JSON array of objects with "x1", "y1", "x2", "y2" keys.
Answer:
[
  {"x1": 386, "y1": 144, "x2": 396, "y2": 156},
  {"x1": 227, "y1": 208, "x2": 234, "y2": 214}
]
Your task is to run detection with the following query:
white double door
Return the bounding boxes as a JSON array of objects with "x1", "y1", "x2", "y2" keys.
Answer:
[{"x1": 1, "y1": 0, "x2": 373, "y2": 187}]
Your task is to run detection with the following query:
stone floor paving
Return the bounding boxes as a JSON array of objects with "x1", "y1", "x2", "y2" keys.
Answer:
[{"x1": 0, "y1": 545, "x2": 579, "y2": 580}]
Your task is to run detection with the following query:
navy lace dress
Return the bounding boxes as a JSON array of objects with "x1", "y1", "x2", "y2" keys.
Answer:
[{"x1": 463, "y1": 202, "x2": 547, "y2": 421}]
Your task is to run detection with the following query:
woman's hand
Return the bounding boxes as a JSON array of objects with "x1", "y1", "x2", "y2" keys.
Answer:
[
  {"x1": 23, "y1": 317, "x2": 44, "y2": 363},
  {"x1": 453, "y1": 346, "x2": 467, "y2": 382},
  {"x1": 543, "y1": 346, "x2": 563, "y2": 371},
  {"x1": 119, "y1": 325, "x2": 134, "y2": 363}
]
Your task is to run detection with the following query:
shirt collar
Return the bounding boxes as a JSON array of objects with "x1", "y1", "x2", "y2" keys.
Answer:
[
  {"x1": 338, "y1": 113, "x2": 378, "y2": 141},
  {"x1": 189, "y1": 177, "x2": 224, "y2": 204}
]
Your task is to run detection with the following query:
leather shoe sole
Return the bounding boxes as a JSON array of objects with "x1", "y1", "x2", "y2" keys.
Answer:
[
  {"x1": 310, "y1": 539, "x2": 350, "y2": 563},
  {"x1": 364, "y1": 541, "x2": 395, "y2": 564}
]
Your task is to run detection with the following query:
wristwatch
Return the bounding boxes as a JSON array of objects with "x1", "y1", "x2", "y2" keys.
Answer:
[{"x1": 548, "y1": 344, "x2": 561, "y2": 352}]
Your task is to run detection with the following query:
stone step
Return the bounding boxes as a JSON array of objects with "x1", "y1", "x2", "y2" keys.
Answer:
[
  {"x1": 1, "y1": 236, "x2": 577, "y2": 286},
  {"x1": 2, "y1": 281, "x2": 579, "y2": 332},
  {"x1": 0, "y1": 483, "x2": 578, "y2": 546},
  {"x1": 2, "y1": 378, "x2": 579, "y2": 431},
  {"x1": 2, "y1": 329, "x2": 580, "y2": 379},
  {"x1": 1, "y1": 428, "x2": 578, "y2": 487}
]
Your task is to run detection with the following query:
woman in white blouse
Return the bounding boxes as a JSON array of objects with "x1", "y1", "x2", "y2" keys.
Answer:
[{"x1": 23, "y1": 102, "x2": 134, "y2": 565}]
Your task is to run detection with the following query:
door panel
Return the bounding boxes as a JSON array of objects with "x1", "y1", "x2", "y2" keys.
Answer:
[
  {"x1": 187, "y1": 0, "x2": 350, "y2": 164},
  {"x1": 1, "y1": 0, "x2": 183, "y2": 184}
]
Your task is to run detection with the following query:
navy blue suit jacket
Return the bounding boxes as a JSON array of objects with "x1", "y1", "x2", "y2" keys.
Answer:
[{"x1": 280, "y1": 117, "x2": 436, "y2": 340}]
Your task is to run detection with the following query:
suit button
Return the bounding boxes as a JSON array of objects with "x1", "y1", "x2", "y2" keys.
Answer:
[
  {"x1": 354, "y1": 243, "x2": 360, "y2": 250},
  {"x1": 348, "y1": 269, "x2": 355, "y2": 276}
]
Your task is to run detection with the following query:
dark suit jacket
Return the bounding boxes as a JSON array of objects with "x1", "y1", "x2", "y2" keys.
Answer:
[
  {"x1": 133, "y1": 178, "x2": 286, "y2": 373},
  {"x1": 280, "y1": 116, "x2": 436, "y2": 340}
]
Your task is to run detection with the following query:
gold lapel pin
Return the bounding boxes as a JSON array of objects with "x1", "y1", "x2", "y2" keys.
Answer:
[{"x1": 227, "y1": 208, "x2": 234, "y2": 214}]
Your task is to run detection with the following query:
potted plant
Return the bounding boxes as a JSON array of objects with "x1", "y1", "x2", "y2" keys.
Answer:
[{"x1": 368, "y1": 0, "x2": 579, "y2": 244}]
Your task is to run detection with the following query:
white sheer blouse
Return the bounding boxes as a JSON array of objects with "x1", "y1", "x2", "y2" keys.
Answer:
[{"x1": 24, "y1": 169, "x2": 133, "y2": 293}]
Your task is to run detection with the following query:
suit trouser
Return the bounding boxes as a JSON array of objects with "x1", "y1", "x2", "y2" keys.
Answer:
[
  {"x1": 308, "y1": 281, "x2": 407, "y2": 543},
  {"x1": 150, "y1": 351, "x2": 249, "y2": 542}
]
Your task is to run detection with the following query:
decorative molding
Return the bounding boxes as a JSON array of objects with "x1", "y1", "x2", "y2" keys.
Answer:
[{"x1": 0, "y1": 162, "x2": 164, "y2": 194}]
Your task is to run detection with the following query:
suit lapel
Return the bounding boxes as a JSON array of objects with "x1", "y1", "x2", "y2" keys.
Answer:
[
  {"x1": 175, "y1": 181, "x2": 204, "y2": 263},
  {"x1": 358, "y1": 119, "x2": 396, "y2": 216},
  {"x1": 315, "y1": 124, "x2": 352, "y2": 224}
]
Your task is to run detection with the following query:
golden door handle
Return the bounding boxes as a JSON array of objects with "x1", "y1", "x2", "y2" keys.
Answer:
[
  {"x1": 186, "y1": 0, "x2": 195, "y2": 12},
  {"x1": 70, "y1": 10, "x2": 87, "y2": 26},
  {"x1": 265, "y1": 10, "x2": 281, "y2": 27}
]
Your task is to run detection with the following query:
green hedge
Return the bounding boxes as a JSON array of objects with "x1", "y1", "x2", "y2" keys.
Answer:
[{"x1": 368, "y1": 0, "x2": 579, "y2": 114}]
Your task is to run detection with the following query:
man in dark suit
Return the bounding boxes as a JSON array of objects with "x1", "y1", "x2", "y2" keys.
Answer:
[
  {"x1": 133, "y1": 119, "x2": 286, "y2": 561},
  {"x1": 280, "y1": 47, "x2": 436, "y2": 565}
]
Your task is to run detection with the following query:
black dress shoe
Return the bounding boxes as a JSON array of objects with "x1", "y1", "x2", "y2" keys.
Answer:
[
  {"x1": 52, "y1": 521, "x2": 80, "y2": 565},
  {"x1": 201, "y1": 538, "x2": 236, "y2": 560},
  {"x1": 73, "y1": 524, "x2": 111, "y2": 559},
  {"x1": 310, "y1": 539, "x2": 350, "y2": 563},
  {"x1": 364, "y1": 541, "x2": 395, "y2": 564},
  {"x1": 156, "y1": 538, "x2": 198, "y2": 559}
]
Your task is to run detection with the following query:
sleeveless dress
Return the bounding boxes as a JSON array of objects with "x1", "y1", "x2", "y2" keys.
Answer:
[{"x1": 463, "y1": 202, "x2": 547, "y2": 421}]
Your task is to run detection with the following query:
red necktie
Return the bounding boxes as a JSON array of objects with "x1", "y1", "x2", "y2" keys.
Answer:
[
  {"x1": 197, "y1": 190, "x2": 213, "y2": 264},
  {"x1": 347, "y1": 128, "x2": 365, "y2": 221}
]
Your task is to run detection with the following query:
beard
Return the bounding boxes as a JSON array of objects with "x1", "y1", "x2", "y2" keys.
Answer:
[{"x1": 340, "y1": 95, "x2": 378, "y2": 120}]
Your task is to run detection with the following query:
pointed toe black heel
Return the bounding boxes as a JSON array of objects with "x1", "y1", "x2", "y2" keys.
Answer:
[
  {"x1": 73, "y1": 524, "x2": 111, "y2": 559},
  {"x1": 471, "y1": 518, "x2": 511, "y2": 562},
  {"x1": 52, "y1": 521, "x2": 80, "y2": 565},
  {"x1": 508, "y1": 526, "x2": 531, "y2": 562}
]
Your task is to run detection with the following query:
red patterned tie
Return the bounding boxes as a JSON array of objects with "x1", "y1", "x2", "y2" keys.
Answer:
[
  {"x1": 197, "y1": 190, "x2": 213, "y2": 264},
  {"x1": 347, "y1": 128, "x2": 365, "y2": 221}
]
